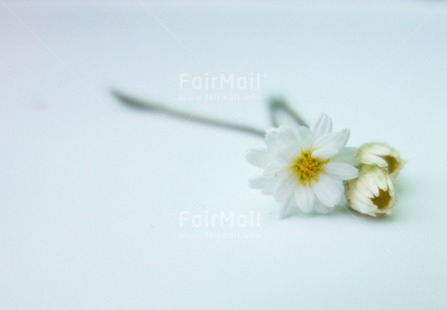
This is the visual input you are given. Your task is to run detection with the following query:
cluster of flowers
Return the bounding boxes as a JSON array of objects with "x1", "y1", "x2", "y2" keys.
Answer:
[{"x1": 246, "y1": 114, "x2": 404, "y2": 218}]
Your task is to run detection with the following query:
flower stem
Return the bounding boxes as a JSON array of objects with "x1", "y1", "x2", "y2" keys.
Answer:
[
  {"x1": 111, "y1": 89, "x2": 265, "y2": 137},
  {"x1": 268, "y1": 97, "x2": 308, "y2": 127}
]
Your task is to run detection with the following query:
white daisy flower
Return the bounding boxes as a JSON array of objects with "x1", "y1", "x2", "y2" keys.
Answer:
[
  {"x1": 346, "y1": 165, "x2": 396, "y2": 216},
  {"x1": 246, "y1": 114, "x2": 359, "y2": 218},
  {"x1": 358, "y1": 143, "x2": 405, "y2": 180}
]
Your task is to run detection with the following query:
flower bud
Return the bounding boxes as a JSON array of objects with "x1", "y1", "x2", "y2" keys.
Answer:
[
  {"x1": 346, "y1": 165, "x2": 396, "y2": 216},
  {"x1": 358, "y1": 143, "x2": 404, "y2": 180}
]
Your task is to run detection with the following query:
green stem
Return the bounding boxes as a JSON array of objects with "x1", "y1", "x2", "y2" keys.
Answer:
[
  {"x1": 268, "y1": 97, "x2": 308, "y2": 127},
  {"x1": 111, "y1": 89, "x2": 265, "y2": 138}
]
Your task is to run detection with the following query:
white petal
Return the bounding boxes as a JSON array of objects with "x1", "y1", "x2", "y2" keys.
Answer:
[
  {"x1": 351, "y1": 200, "x2": 375, "y2": 214},
  {"x1": 314, "y1": 199, "x2": 334, "y2": 214},
  {"x1": 246, "y1": 146, "x2": 271, "y2": 168},
  {"x1": 386, "y1": 178, "x2": 395, "y2": 195},
  {"x1": 261, "y1": 167, "x2": 289, "y2": 195},
  {"x1": 365, "y1": 144, "x2": 393, "y2": 156},
  {"x1": 351, "y1": 190, "x2": 373, "y2": 206},
  {"x1": 265, "y1": 126, "x2": 298, "y2": 152},
  {"x1": 294, "y1": 186, "x2": 315, "y2": 213},
  {"x1": 264, "y1": 127, "x2": 301, "y2": 164},
  {"x1": 331, "y1": 147, "x2": 361, "y2": 166},
  {"x1": 273, "y1": 173, "x2": 296, "y2": 203},
  {"x1": 362, "y1": 177, "x2": 380, "y2": 197},
  {"x1": 324, "y1": 163, "x2": 359, "y2": 180},
  {"x1": 372, "y1": 170, "x2": 388, "y2": 191},
  {"x1": 337, "y1": 181, "x2": 348, "y2": 206},
  {"x1": 262, "y1": 163, "x2": 284, "y2": 178},
  {"x1": 313, "y1": 129, "x2": 350, "y2": 152},
  {"x1": 295, "y1": 126, "x2": 314, "y2": 150},
  {"x1": 361, "y1": 153, "x2": 387, "y2": 168},
  {"x1": 312, "y1": 147, "x2": 338, "y2": 160},
  {"x1": 355, "y1": 179, "x2": 376, "y2": 198},
  {"x1": 261, "y1": 177, "x2": 277, "y2": 195},
  {"x1": 275, "y1": 144, "x2": 299, "y2": 164},
  {"x1": 248, "y1": 175, "x2": 266, "y2": 189},
  {"x1": 311, "y1": 175, "x2": 342, "y2": 207},
  {"x1": 339, "y1": 192, "x2": 347, "y2": 206},
  {"x1": 311, "y1": 114, "x2": 332, "y2": 138},
  {"x1": 279, "y1": 196, "x2": 298, "y2": 219}
]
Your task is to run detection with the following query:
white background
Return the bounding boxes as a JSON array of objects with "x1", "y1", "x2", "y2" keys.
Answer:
[{"x1": 1, "y1": 1, "x2": 447, "y2": 309}]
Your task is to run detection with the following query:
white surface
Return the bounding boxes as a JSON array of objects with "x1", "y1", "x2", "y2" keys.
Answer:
[{"x1": 1, "y1": 1, "x2": 447, "y2": 309}]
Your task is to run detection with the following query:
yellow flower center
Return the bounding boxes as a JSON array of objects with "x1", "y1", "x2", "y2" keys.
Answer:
[
  {"x1": 382, "y1": 155, "x2": 398, "y2": 174},
  {"x1": 371, "y1": 188, "x2": 392, "y2": 210},
  {"x1": 291, "y1": 151, "x2": 328, "y2": 186}
]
